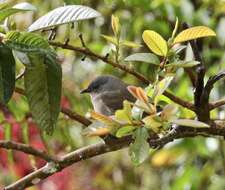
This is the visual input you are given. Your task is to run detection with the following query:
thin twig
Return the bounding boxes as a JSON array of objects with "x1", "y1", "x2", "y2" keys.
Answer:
[
  {"x1": 204, "y1": 69, "x2": 225, "y2": 97},
  {"x1": 49, "y1": 41, "x2": 150, "y2": 84},
  {"x1": 61, "y1": 107, "x2": 92, "y2": 126},
  {"x1": 0, "y1": 140, "x2": 58, "y2": 162},
  {"x1": 210, "y1": 98, "x2": 225, "y2": 110},
  {"x1": 202, "y1": 70, "x2": 225, "y2": 107},
  {"x1": 163, "y1": 91, "x2": 195, "y2": 111},
  {"x1": 49, "y1": 41, "x2": 195, "y2": 110},
  {"x1": 78, "y1": 34, "x2": 86, "y2": 48},
  {"x1": 48, "y1": 27, "x2": 57, "y2": 41},
  {"x1": 14, "y1": 87, "x2": 92, "y2": 126},
  {"x1": 16, "y1": 70, "x2": 25, "y2": 81}
]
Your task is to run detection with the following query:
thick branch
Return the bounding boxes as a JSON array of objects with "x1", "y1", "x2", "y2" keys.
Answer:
[
  {"x1": 4, "y1": 136, "x2": 132, "y2": 190},
  {"x1": 0, "y1": 140, "x2": 58, "y2": 162},
  {"x1": 182, "y1": 23, "x2": 205, "y2": 109},
  {"x1": 4, "y1": 124, "x2": 225, "y2": 190},
  {"x1": 49, "y1": 41, "x2": 194, "y2": 110},
  {"x1": 182, "y1": 23, "x2": 208, "y2": 121}
]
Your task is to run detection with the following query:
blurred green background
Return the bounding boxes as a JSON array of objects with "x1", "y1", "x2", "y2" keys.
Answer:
[{"x1": 0, "y1": 0, "x2": 225, "y2": 189}]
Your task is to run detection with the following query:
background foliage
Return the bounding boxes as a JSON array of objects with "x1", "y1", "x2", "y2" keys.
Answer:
[{"x1": 0, "y1": 0, "x2": 225, "y2": 190}]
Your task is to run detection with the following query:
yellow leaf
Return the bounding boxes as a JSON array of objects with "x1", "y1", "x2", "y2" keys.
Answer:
[
  {"x1": 151, "y1": 149, "x2": 183, "y2": 167},
  {"x1": 142, "y1": 30, "x2": 168, "y2": 56},
  {"x1": 173, "y1": 26, "x2": 216, "y2": 44},
  {"x1": 153, "y1": 76, "x2": 174, "y2": 104},
  {"x1": 161, "y1": 104, "x2": 178, "y2": 122},
  {"x1": 101, "y1": 34, "x2": 118, "y2": 45},
  {"x1": 142, "y1": 115, "x2": 162, "y2": 132},
  {"x1": 91, "y1": 111, "x2": 120, "y2": 127},
  {"x1": 172, "y1": 119, "x2": 210, "y2": 128},
  {"x1": 82, "y1": 121, "x2": 111, "y2": 136},
  {"x1": 115, "y1": 100, "x2": 132, "y2": 123},
  {"x1": 121, "y1": 40, "x2": 142, "y2": 48},
  {"x1": 171, "y1": 17, "x2": 179, "y2": 39},
  {"x1": 86, "y1": 127, "x2": 110, "y2": 137},
  {"x1": 111, "y1": 14, "x2": 120, "y2": 35}
]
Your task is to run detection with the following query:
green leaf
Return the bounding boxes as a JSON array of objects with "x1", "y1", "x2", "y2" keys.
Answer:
[
  {"x1": 153, "y1": 76, "x2": 174, "y2": 104},
  {"x1": 161, "y1": 104, "x2": 178, "y2": 122},
  {"x1": 171, "y1": 17, "x2": 179, "y2": 39},
  {"x1": 5, "y1": 31, "x2": 62, "y2": 134},
  {"x1": 0, "y1": 2, "x2": 9, "y2": 10},
  {"x1": 142, "y1": 115, "x2": 162, "y2": 132},
  {"x1": 172, "y1": 45, "x2": 187, "y2": 53},
  {"x1": 121, "y1": 40, "x2": 142, "y2": 48},
  {"x1": 115, "y1": 100, "x2": 132, "y2": 124},
  {"x1": 131, "y1": 105, "x2": 144, "y2": 120},
  {"x1": 24, "y1": 53, "x2": 62, "y2": 134},
  {"x1": 129, "y1": 127, "x2": 150, "y2": 166},
  {"x1": 0, "y1": 2, "x2": 36, "y2": 22},
  {"x1": 111, "y1": 14, "x2": 120, "y2": 35},
  {"x1": 5, "y1": 31, "x2": 52, "y2": 53},
  {"x1": 91, "y1": 111, "x2": 120, "y2": 128},
  {"x1": 173, "y1": 26, "x2": 216, "y2": 44},
  {"x1": 172, "y1": 119, "x2": 210, "y2": 128},
  {"x1": 28, "y1": 5, "x2": 101, "y2": 32},
  {"x1": 116, "y1": 125, "x2": 136, "y2": 138},
  {"x1": 82, "y1": 121, "x2": 110, "y2": 136},
  {"x1": 101, "y1": 34, "x2": 118, "y2": 46},
  {"x1": 124, "y1": 53, "x2": 160, "y2": 65},
  {"x1": 142, "y1": 30, "x2": 168, "y2": 56},
  {"x1": 165, "y1": 60, "x2": 200, "y2": 68},
  {"x1": 0, "y1": 43, "x2": 15, "y2": 104}
]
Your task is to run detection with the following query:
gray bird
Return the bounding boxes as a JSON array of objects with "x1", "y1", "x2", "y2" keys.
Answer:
[{"x1": 80, "y1": 75, "x2": 135, "y2": 116}]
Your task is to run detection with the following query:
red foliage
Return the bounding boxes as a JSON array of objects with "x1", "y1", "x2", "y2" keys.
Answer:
[{"x1": 0, "y1": 96, "x2": 76, "y2": 189}]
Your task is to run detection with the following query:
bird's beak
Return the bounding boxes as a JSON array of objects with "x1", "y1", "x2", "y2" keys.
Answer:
[{"x1": 80, "y1": 87, "x2": 91, "y2": 94}]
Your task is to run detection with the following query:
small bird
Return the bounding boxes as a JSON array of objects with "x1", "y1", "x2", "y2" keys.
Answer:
[{"x1": 80, "y1": 75, "x2": 135, "y2": 116}]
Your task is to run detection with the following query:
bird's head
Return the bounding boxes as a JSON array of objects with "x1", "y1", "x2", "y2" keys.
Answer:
[{"x1": 80, "y1": 75, "x2": 124, "y2": 95}]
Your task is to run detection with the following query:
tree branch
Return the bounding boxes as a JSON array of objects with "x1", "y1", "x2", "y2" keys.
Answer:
[
  {"x1": 4, "y1": 124, "x2": 225, "y2": 190},
  {"x1": 5, "y1": 36, "x2": 224, "y2": 190},
  {"x1": 49, "y1": 41, "x2": 194, "y2": 111},
  {"x1": 210, "y1": 98, "x2": 225, "y2": 110},
  {"x1": 204, "y1": 70, "x2": 225, "y2": 111},
  {"x1": 61, "y1": 107, "x2": 92, "y2": 126},
  {"x1": 0, "y1": 140, "x2": 58, "y2": 162},
  {"x1": 14, "y1": 87, "x2": 92, "y2": 126},
  {"x1": 49, "y1": 41, "x2": 149, "y2": 84},
  {"x1": 204, "y1": 69, "x2": 225, "y2": 98},
  {"x1": 182, "y1": 23, "x2": 205, "y2": 109},
  {"x1": 163, "y1": 91, "x2": 195, "y2": 111}
]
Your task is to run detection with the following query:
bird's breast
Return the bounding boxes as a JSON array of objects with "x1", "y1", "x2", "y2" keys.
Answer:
[{"x1": 91, "y1": 94, "x2": 112, "y2": 116}]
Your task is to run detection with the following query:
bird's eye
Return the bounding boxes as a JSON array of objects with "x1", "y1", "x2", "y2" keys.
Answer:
[{"x1": 90, "y1": 83, "x2": 100, "y2": 92}]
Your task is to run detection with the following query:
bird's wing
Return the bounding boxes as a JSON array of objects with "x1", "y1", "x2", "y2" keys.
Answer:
[{"x1": 100, "y1": 89, "x2": 135, "y2": 114}]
